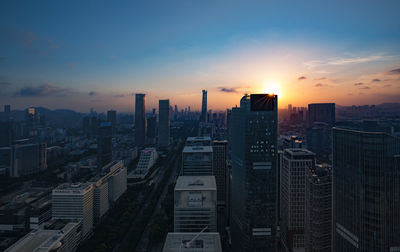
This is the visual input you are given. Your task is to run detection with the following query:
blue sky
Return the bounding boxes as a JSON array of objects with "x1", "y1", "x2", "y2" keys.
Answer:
[{"x1": 1, "y1": 0, "x2": 400, "y2": 112}]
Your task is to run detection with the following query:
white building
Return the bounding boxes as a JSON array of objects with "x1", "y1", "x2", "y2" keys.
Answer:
[
  {"x1": 174, "y1": 176, "x2": 217, "y2": 232},
  {"x1": 52, "y1": 183, "x2": 94, "y2": 238},
  {"x1": 135, "y1": 147, "x2": 158, "y2": 176},
  {"x1": 182, "y1": 146, "x2": 213, "y2": 176},
  {"x1": 185, "y1": 136, "x2": 212, "y2": 146},
  {"x1": 162, "y1": 232, "x2": 222, "y2": 252},
  {"x1": 280, "y1": 148, "x2": 315, "y2": 252},
  {"x1": 5, "y1": 221, "x2": 81, "y2": 252}
]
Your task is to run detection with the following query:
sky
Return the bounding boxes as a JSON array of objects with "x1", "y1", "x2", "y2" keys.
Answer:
[{"x1": 0, "y1": 0, "x2": 400, "y2": 113}]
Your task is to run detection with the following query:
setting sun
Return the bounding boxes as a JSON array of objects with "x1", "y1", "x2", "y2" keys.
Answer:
[{"x1": 261, "y1": 82, "x2": 283, "y2": 98}]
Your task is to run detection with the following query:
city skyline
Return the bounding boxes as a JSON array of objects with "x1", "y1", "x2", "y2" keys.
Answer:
[{"x1": 1, "y1": 1, "x2": 400, "y2": 112}]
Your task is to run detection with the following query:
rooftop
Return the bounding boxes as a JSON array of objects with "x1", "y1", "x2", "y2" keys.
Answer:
[
  {"x1": 183, "y1": 146, "x2": 213, "y2": 153},
  {"x1": 53, "y1": 183, "x2": 93, "y2": 194},
  {"x1": 186, "y1": 136, "x2": 212, "y2": 141},
  {"x1": 284, "y1": 148, "x2": 315, "y2": 156},
  {"x1": 162, "y1": 232, "x2": 221, "y2": 252},
  {"x1": 175, "y1": 176, "x2": 216, "y2": 191}
]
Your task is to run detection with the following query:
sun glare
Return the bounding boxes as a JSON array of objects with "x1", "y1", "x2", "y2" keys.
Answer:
[{"x1": 262, "y1": 82, "x2": 283, "y2": 98}]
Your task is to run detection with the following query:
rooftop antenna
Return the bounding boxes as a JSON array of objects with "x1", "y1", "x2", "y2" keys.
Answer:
[{"x1": 181, "y1": 226, "x2": 208, "y2": 249}]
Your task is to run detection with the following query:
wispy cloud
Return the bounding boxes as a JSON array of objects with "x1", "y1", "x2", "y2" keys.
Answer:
[
  {"x1": 89, "y1": 91, "x2": 96, "y2": 96},
  {"x1": 305, "y1": 54, "x2": 398, "y2": 69},
  {"x1": 384, "y1": 84, "x2": 392, "y2": 87},
  {"x1": 314, "y1": 83, "x2": 325, "y2": 87},
  {"x1": 386, "y1": 68, "x2": 400, "y2": 75},
  {"x1": 14, "y1": 83, "x2": 72, "y2": 97},
  {"x1": 113, "y1": 94, "x2": 125, "y2": 98},
  {"x1": 354, "y1": 82, "x2": 364, "y2": 86},
  {"x1": 298, "y1": 76, "x2": 307, "y2": 80},
  {"x1": 372, "y1": 78, "x2": 381, "y2": 82},
  {"x1": 360, "y1": 86, "x2": 370, "y2": 90},
  {"x1": 218, "y1": 87, "x2": 238, "y2": 93}
]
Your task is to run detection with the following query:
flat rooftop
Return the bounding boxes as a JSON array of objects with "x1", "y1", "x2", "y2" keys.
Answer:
[
  {"x1": 175, "y1": 176, "x2": 216, "y2": 191},
  {"x1": 162, "y1": 232, "x2": 221, "y2": 252},
  {"x1": 186, "y1": 136, "x2": 211, "y2": 141},
  {"x1": 284, "y1": 148, "x2": 315, "y2": 156},
  {"x1": 183, "y1": 146, "x2": 213, "y2": 153},
  {"x1": 53, "y1": 183, "x2": 92, "y2": 194}
]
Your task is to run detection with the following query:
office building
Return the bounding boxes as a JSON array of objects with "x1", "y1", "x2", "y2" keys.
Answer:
[
  {"x1": 182, "y1": 146, "x2": 213, "y2": 176},
  {"x1": 186, "y1": 136, "x2": 212, "y2": 146},
  {"x1": 200, "y1": 90, "x2": 207, "y2": 122},
  {"x1": 97, "y1": 122, "x2": 113, "y2": 170},
  {"x1": 5, "y1": 220, "x2": 81, "y2": 252},
  {"x1": 10, "y1": 143, "x2": 47, "y2": 177},
  {"x1": 308, "y1": 103, "x2": 335, "y2": 126},
  {"x1": 146, "y1": 115, "x2": 157, "y2": 141},
  {"x1": 107, "y1": 110, "x2": 117, "y2": 126},
  {"x1": 162, "y1": 232, "x2": 222, "y2": 252},
  {"x1": 280, "y1": 148, "x2": 315, "y2": 251},
  {"x1": 305, "y1": 164, "x2": 332, "y2": 252},
  {"x1": 136, "y1": 147, "x2": 158, "y2": 175},
  {"x1": 174, "y1": 176, "x2": 217, "y2": 232},
  {"x1": 158, "y1": 99, "x2": 170, "y2": 148},
  {"x1": 52, "y1": 183, "x2": 94, "y2": 238},
  {"x1": 333, "y1": 128, "x2": 400, "y2": 251},
  {"x1": 230, "y1": 94, "x2": 278, "y2": 251},
  {"x1": 135, "y1": 93, "x2": 146, "y2": 146},
  {"x1": 306, "y1": 122, "x2": 332, "y2": 160}
]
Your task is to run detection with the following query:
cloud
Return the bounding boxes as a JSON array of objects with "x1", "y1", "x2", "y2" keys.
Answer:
[
  {"x1": 218, "y1": 87, "x2": 238, "y2": 93},
  {"x1": 384, "y1": 84, "x2": 392, "y2": 87},
  {"x1": 14, "y1": 83, "x2": 72, "y2": 97},
  {"x1": 314, "y1": 83, "x2": 325, "y2": 87},
  {"x1": 113, "y1": 94, "x2": 125, "y2": 98},
  {"x1": 298, "y1": 76, "x2": 307, "y2": 80},
  {"x1": 354, "y1": 82, "x2": 364, "y2": 86},
  {"x1": 89, "y1": 91, "x2": 96, "y2": 96},
  {"x1": 386, "y1": 68, "x2": 400, "y2": 75},
  {"x1": 372, "y1": 78, "x2": 381, "y2": 82},
  {"x1": 24, "y1": 31, "x2": 37, "y2": 47},
  {"x1": 314, "y1": 77, "x2": 327, "y2": 80},
  {"x1": 360, "y1": 86, "x2": 370, "y2": 90},
  {"x1": 305, "y1": 54, "x2": 398, "y2": 69}
]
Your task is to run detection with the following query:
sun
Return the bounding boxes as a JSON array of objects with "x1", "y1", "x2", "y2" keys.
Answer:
[{"x1": 261, "y1": 82, "x2": 283, "y2": 98}]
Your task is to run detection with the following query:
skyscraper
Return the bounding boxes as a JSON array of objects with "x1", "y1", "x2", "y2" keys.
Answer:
[
  {"x1": 182, "y1": 146, "x2": 213, "y2": 176},
  {"x1": 158, "y1": 99, "x2": 170, "y2": 148},
  {"x1": 10, "y1": 143, "x2": 47, "y2": 177},
  {"x1": 107, "y1": 110, "x2": 117, "y2": 126},
  {"x1": 135, "y1": 93, "x2": 146, "y2": 147},
  {"x1": 230, "y1": 94, "x2": 278, "y2": 251},
  {"x1": 200, "y1": 90, "x2": 207, "y2": 122},
  {"x1": 307, "y1": 103, "x2": 335, "y2": 126},
  {"x1": 97, "y1": 122, "x2": 113, "y2": 170},
  {"x1": 280, "y1": 148, "x2": 315, "y2": 251},
  {"x1": 333, "y1": 128, "x2": 400, "y2": 251}
]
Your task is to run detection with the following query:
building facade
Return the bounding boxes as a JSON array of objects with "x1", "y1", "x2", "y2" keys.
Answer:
[
  {"x1": 307, "y1": 103, "x2": 335, "y2": 126},
  {"x1": 158, "y1": 99, "x2": 170, "y2": 148},
  {"x1": 97, "y1": 122, "x2": 113, "y2": 170},
  {"x1": 182, "y1": 146, "x2": 213, "y2": 176},
  {"x1": 10, "y1": 143, "x2": 47, "y2": 177},
  {"x1": 135, "y1": 93, "x2": 146, "y2": 146},
  {"x1": 200, "y1": 90, "x2": 207, "y2": 122},
  {"x1": 230, "y1": 94, "x2": 278, "y2": 251}
]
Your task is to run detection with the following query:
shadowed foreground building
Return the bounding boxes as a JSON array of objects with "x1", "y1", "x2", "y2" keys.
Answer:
[
  {"x1": 230, "y1": 94, "x2": 278, "y2": 251},
  {"x1": 333, "y1": 128, "x2": 400, "y2": 251},
  {"x1": 158, "y1": 99, "x2": 170, "y2": 148},
  {"x1": 135, "y1": 93, "x2": 146, "y2": 147}
]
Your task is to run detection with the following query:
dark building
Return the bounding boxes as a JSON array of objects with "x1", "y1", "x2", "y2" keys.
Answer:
[
  {"x1": 200, "y1": 90, "x2": 207, "y2": 122},
  {"x1": 146, "y1": 116, "x2": 157, "y2": 139},
  {"x1": 135, "y1": 93, "x2": 146, "y2": 146},
  {"x1": 107, "y1": 110, "x2": 117, "y2": 127},
  {"x1": 308, "y1": 103, "x2": 335, "y2": 126},
  {"x1": 10, "y1": 143, "x2": 47, "y2": 177},
  {"x1": 212, "y1": 140, "x2": 229, "y2": 235},
  {"x1": 333, "y1": 128, "x2": 400, "y2": 251},
  {"x1": 90, "y1": 116, "x2": 99, "y2": 137},
  {"x1": 306, "y1": 122, "x2": 332, "y2": 160},
  {"x1": 158, "y1": 99, "x2": 170, "y2": 148},
  {"x1": 230, "y1": 94, "x2": 278, "y2": 251},
  {"x1": 305, "y1": 164, "x2": 332, "y2": 252},
  {"x1": 97, "y1": 122, "x2": 113, "y2": 170},
  {"x1": 82, "y1": 116, "x2": 91, "y2": 136},
  {"x1": 0, "y1": 121, "x2": 12, "y2": 147}
]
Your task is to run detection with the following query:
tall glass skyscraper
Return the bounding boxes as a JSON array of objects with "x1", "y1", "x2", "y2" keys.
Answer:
[
  {"x1": 200, "y1": 90, "x2": 207, "y2": 122},
  {"x1": 333, "y1": 128, "x2": 400, "y2": 251},
  {"x1": 230, "y1": 94, "x2": 278, "y2": 251},
  {"x1": 158, "y1": 99, "x2": 170, "y2": 148},
  {"x1": 135, "y1": 93, "x2": 146, "y2": 147}
]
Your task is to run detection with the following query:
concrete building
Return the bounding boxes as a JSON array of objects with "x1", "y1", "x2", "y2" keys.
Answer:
[
  {"x1": 162, "y1": 232, "x2": 222, "y2": 252},
  {"x1": 182, "y1": 146, "x2": 213, "y2": 176},
  {"x1": 280, "y1": 148, "x2": 315, "y2": 251},
  {"x1": 52, "y1": 183, "x2": 94, "y2": 238},
  {"x1": 135, "y1": 93, "x2": 146, "y2": 146},
  {"x1": 135, "y1": 147, "x2": 158, "y2": 176},
  {"x1": 97, "y1": 122, "x2": 113, "y2": 170},
  {"x1": 174, "y1": 176, "x2": 217, "y2": 232},
  {"x1": 5, "y1": 220, "x2": 81, "y2": 252},
  {"x1": 333, "y1": 128, "x2": 400, "y2": 251},
  {"x1": 10, "y1": 143, "x2": 47, "y2": 177},
  {"x1": 230, "y1": 94, "x2": 278, "y2": 251},
  {"x1": 305, "y1": 164, "x2": 332, "y2": 252},
  {"x1": 158, "y1": 99, "x2": 170, "y2": 148},
  {"x1": 186, "y1": 136, "x2": 212, "y2": 147}
]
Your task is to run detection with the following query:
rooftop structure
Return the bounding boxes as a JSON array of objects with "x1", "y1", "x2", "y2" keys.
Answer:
[{"x1": 162, "y1": 232, "x2": 222, "y2": 252}]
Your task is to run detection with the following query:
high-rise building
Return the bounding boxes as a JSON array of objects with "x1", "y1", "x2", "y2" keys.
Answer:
[
  {"x1": 305, "y1": 164, "x2": 332, "y2": 252},
  {"x1": 135, "y1": 93, "x2": 146, "y2": 146},
  {"x1": 333, "y1": 128, "x2": 400, "y2": 251},
  {"x1": 182, "y1": 146, "x2": 213, "y2": 176},
  {"x1": 308, "y1": 103, "x2": 335, "y2": 126},
  {"x1": 146, "y1": 116, "x2": 157, "y2": 141},
  {"x1": 280, "y1": 148, "x2": 315, "y2": 251},
  {"x1": 97, "y1": 122, "x2": 113, "y2": 170},
  {"x1": 200, "y1": 90, "x2": 207, "y2": 122},
  {"x1": 174, "y1": 176, "x2": 217, "y2": 232},
  {"x1": 10, "y1": 143, "x2": 47, "y2": 177},
  {"x1": 230, "y1": 94, "x2": 278, "y2": 251},
  {"x1": 158, "y1": 99, "x2": 170, "y2": 148},
  {"x1": 306, "y1": 122, "x2": 332, "y2": 160},
  {"x1": 212, "y1": 140, "x2": 229, "y2": 234},
  {"x1": 162, "y1": 232, "x2": 222, "y2": 252},
  {"x1": 107, "y1": 110, "x2": 117, "y2": 128},
  {"x1": 52, "y1": 183, "x2": 94, "y2": 238},
  {"x1": 186, "y1": 136, "x2": 212, "y2": 146}
]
